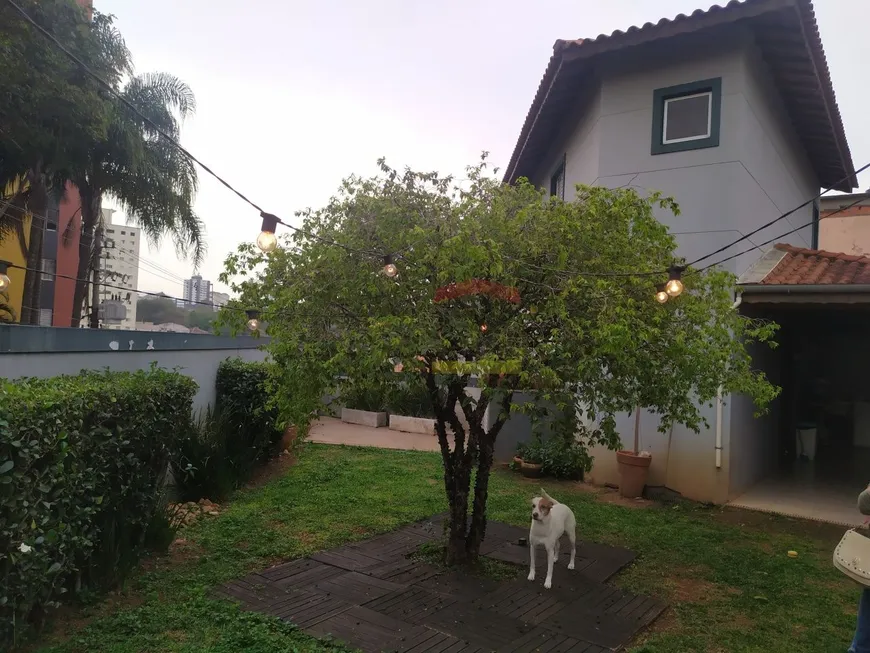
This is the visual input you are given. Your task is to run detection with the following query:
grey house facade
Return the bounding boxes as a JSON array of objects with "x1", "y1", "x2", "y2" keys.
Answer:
[{"x1": 503, "y1": 0, "x2": 856, "y2": 504}]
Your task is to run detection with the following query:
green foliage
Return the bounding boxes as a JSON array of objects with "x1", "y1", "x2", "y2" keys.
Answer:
[
  {"x1": 217, "y1": 155, "x2": 779, "y2": 560},
  {"x1": 171, "y1": 359, "x2": 284, "y2": 502},
  {"x1": 136, "y1": 297, "x2": 217, "y2": 331},
  {"x1": 0, "y1": 367, "x2": 197, "y2": 647}
]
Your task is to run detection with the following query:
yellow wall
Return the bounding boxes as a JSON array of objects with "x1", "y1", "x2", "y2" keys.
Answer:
[{"x1": 0, "y1": 178, "x2": 32, "y2": 322}]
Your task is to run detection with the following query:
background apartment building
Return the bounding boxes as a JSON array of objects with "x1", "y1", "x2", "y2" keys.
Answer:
[
  {"x1": 183, "y1": 274, "x2": 212, "y2": 307},
  {"x1": 98, "y1": 210, "x2": 141, "y2": 330}
]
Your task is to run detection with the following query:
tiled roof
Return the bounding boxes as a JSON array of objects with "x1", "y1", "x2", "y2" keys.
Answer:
[
  {"x1": 504, "y1": 0, "x2": 856, "y2": 192},
  {"x1": 760, "y1": 243, "x2": 870, "y2": 285}
]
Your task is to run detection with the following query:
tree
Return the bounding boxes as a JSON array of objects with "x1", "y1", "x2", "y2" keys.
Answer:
[
  {"x1": 136, "y1": 296, "x2": 185, "y2": 325},
  {"x1": 218, "y1": 157, "x2": 779, "y2": 565},
  {"x1": 0, "y1": 0, "x2": 129, "y2": 324},
  {"x1": 70, "y1": 71, "x2": 206, "y2": 328}
]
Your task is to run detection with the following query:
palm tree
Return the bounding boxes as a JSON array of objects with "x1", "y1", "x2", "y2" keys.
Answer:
[{"x1": 70, "y1": 72, "x2": 206, "y2": 327}]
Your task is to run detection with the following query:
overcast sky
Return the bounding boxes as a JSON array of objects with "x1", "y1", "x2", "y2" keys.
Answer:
[{"x1": 94, "y1": 0, "x2": 870, "y2": 296}]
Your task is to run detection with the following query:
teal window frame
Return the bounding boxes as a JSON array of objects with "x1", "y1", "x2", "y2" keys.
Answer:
[{"x1": 651, "y1": 78, "x2": 722, "y2": 155}]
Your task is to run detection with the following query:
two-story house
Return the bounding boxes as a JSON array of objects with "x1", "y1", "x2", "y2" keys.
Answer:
[{"x1": 501, "y1": 0, "x2": 859, "y2": 518}]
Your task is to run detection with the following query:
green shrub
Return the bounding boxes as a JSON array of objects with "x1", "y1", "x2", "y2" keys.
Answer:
[
  {"x1": 0, "y1": 367, "x2": 197, "y2": 647},
  {"x1": 171, "y1": 407, "x2": 237, "y2": 502},
  {"x1": 216, "y1": 358, "x2": 283, "y2": 464},
  {"x1": 171, "y1": 359, "x2": 283, "y2": 502}
]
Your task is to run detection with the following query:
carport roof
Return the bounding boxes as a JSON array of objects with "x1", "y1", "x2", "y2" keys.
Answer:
[{"x1": 740, "y1": 243, "x2": 870, "y2": 286}]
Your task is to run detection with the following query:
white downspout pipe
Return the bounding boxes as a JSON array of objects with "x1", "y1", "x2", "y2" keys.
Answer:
[{"x1": 716, "y1": 292, "x2": 743, "y2": 468}]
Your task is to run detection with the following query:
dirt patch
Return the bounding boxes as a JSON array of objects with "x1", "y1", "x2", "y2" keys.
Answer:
[
  {"x1": 244, "y1": 451, "x2": 297, "y2": 490},
  {"x1": 595, "y1": 488, "x2": 655, "y2": 509},
  {"x1": 21, "y1": 591, "x2": 145, "y2": 652},
  {"x1": 710, "y1": 506, "x2": 845, "y2": 546}
]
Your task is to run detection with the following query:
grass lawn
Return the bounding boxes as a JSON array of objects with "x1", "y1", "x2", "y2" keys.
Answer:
[{"x1": 28, "y1": 444, "x2": 860, "y2": 653}]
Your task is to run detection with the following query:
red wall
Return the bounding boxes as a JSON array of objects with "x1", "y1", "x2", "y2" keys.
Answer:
[{"x1": 53, "y1": 183, "x2": 82, "y2": 327}]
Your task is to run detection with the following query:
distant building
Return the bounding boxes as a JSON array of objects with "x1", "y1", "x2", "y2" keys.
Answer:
[
  {"x1": 819, "y1": 192, "x2": 870, "y2": 257},
  {"x1": 211, "y1": 291, "x2": 230, "y2": 310},
  {"x1": 183, "y1": 274, "x2": 212, "y2": 308},
  {"x1": 98, "y1": 210, "x2": 140, "y2": 330}
]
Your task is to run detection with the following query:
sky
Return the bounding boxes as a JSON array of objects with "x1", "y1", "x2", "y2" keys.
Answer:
[{"x1": 94, "y1": 0, "x2": 870, "y2": 297}]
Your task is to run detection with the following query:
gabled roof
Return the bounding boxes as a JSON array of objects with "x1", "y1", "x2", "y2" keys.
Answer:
[
  {"x1": 504, "y1": 0, "x2": 856, "y2": 192},
  {"x1": 740, "y1": 243, "x2": 870, "y2": 286}
]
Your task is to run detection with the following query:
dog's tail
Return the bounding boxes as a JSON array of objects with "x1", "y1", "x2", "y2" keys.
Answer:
[{"x1": 540, "y1": 488, "x2": 558, "y2": 504}]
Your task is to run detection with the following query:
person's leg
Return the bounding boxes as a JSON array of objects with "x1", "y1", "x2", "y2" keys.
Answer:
[{"x1": 851, "y1": 589, "x2": 870, "y2": 652}]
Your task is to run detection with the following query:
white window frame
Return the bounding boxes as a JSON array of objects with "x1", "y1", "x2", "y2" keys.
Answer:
[{"x1": 662, "y1": 91, "x2": 713, "y2": 145}]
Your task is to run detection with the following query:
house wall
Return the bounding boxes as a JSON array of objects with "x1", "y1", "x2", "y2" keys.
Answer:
[
  {"x1": 518, "y1": 28, "x2": 821, "y2": 504},
  {"x1": 728, "y1": 336, "x2": 783, "y2": 500},
  {"x1": 819, "y1": 205, "x2": 870, "y2": 256},
  {"x1": 0, "y1": 325, "x2": 268, "y2": 412}
]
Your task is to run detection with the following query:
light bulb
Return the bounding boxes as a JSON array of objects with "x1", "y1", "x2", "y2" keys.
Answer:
[
  {"x1": 383, "y1": 263, "x2": 398, "y2": 278},
  {"x1": 480, "y1": 323, "x2": 488, "y2": 333},
  {"x1": 257, "y1": 231, "x2": 278, "y2": 253},
  {"x1": 245, "y1": 309, "x2": 261, "y2": 332},
  {"x1": 257, "y1": 212, "x2": 280, "y2": 253},
  {"x1": 666, "y1": 266, "x2": 684, "y2": 297},
  {"x1": 0, "y1": 270, "x2": 9, "y2": 292},
  {"x1": 655, "y1": 285, "x2": 669, "y2": 304}
]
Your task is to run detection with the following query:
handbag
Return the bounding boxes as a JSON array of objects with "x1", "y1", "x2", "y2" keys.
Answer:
[{"x1": 834, "y1": 529, "x2": 870, "y2": 586}]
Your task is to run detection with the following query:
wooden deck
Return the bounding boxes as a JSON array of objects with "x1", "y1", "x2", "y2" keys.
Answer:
[{"x1": 215, "y1": 514, "x2": 665, "y2": 652}]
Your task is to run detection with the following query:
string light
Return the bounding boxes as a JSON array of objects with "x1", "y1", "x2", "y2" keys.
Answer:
[
  {"x1": 245, "y1": 309, "x2": 261, "y2": 332},
  {"x1": 665, "y1": 266, "x2": 684, "y2": 297},
  {"x1": 382, "y1": 255, "x2": 398, "y2": 278},
  {"x1": 480, "y1": 323, "x2": 488, "y2": 333},
  {"x1": 0, "y1": 261, "x2": 9, "y2": 292},
  {"x1": 655, "y1": 284, "x2": 669, "y2": 304},
  {"x1": 257, "y1": 213, "x2": 279, "y2": 253}
]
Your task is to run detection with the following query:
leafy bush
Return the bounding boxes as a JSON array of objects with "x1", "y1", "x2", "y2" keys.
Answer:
[
  {"x1": 387, "y1": 378, "x2": 435, "y2": 418},
  {"x1": 214, "y1": 358, "x2": 283, "y2": 466},
  {"x1": 171, "y1": 359, "x2": 284, "y2": 502},
  {"x1": 171, "y1": 407, "x2": 237, "y2": 502},
  {"x1": 0, "y1": 367, "x2": 197, "y2": 647},
  {"x1": 515, "y1": 429, "x2": 594, "y2": 480}
]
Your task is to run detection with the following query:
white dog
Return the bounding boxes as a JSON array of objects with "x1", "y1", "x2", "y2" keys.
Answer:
[{"x1": 528, "y1": 488, "x2": 576, "y2": 589}]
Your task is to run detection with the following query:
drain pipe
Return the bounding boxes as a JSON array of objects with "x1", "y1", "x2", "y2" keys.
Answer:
[{"x1": 716, "y1": 292, "x2": 743, "y2": 469}]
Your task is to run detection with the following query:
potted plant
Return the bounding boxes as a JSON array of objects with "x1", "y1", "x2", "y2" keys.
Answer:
[
  {"x1": 616, "y1": 406, "x2": 652, "y2": 498},
  {"x1": 340, "y1": 379, "x2": 389, "y2": 428},
  {"x1": 511, "y1": 442, "x2": 528, "y2": 471},
  {"x1": 387, "y1": 379, "x2": 437, "y2": 435},
  {"x1": 520, "y1": 437, "x2": 544, "y2": 478}
]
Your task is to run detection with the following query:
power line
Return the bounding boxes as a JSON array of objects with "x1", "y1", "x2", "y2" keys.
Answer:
[
  {"x1": 699, "y1": 195, "x2": 869, "y2": 272},
  {"x1": 688, "y1": 165, "x2": 870, "y2": 267},
  {"x1": 3, "y1": 0, "x2": 384, "y2": 260}
]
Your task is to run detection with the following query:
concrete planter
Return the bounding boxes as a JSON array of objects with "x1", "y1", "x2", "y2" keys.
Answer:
[
  {"x1": 341, "y1": 408, "x2": 388, "y2": 428},
  {"x1": 389, "y1": 415, "x2": 436, "y2": 436}
]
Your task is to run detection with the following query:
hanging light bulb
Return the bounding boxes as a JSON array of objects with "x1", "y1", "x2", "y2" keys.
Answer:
[
  {"x1": 655, "y1": 283, "x2": 669, "y2": 304},
  {"x1": 245, "y1": 309, "x2": 261, "y2": 332},
  {"x1": 0, "y1": 261, "x2": 9, "y2": 293},
  {"x1": 666, "y1": 266, "x2": 685, "y2": 297},
  {"x1": 257, "y1": 212, "x2": 279, "y2": 253},
  {"x1": 382, "y1": 255, "x2": 398, "y2": 278}
]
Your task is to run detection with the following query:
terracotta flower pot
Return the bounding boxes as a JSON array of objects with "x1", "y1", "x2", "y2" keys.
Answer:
[
  {"x1": 521, "y1": 461, "x2": 543, "y2": 478},
  {"x1": 616, "y1": 450, "x2": 652, "y2": 498},
  {"x1": 512, "y1": 456, "x2": 524, "y2": 469}
]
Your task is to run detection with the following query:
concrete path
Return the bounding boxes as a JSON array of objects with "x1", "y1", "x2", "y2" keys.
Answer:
[{"x1": 308, "y1": 417, "x2": 450, "y2": 452}]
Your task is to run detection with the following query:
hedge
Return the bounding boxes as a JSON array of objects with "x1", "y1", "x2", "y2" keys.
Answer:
[
  {"x1": 172, "y1": 358, "x2": 283, "y2": 501},
  {"x1": 0, "y1": 368, "x2": 197, "y2": 647}
]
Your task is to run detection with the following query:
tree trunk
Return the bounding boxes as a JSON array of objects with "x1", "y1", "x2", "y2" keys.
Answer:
[
  {"x1": 89, "y1": 224, "x2": 103, "y2": 329},
  {"x1": 430, "y1": 375, "x2": 515, "y2": 567},
  {"x1": 71, "y1": 186, "x2": 100, "y2": 327},
  {"x1": 21, "y1": 166, "x2": 48, "y2": 325}
]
